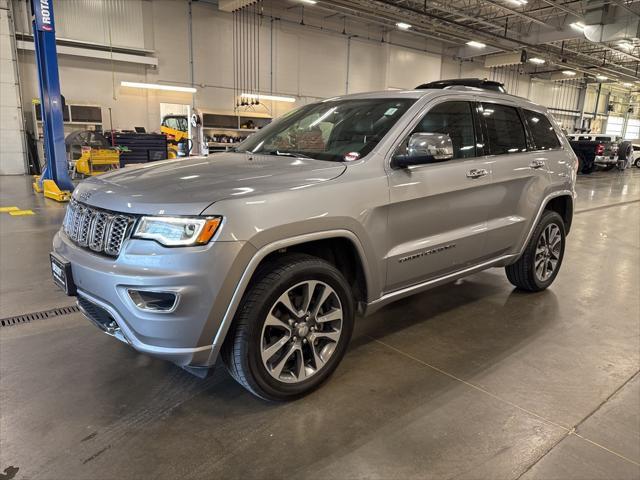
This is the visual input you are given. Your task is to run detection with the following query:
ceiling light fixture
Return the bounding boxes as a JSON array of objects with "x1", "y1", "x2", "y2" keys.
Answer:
[
  {"x1": 622, "y1": 82, "x2": 633, "y2": 88},
  {"x1": 596, "y1": 75, "x2": 608, "y2": 81},
  {"x1": 466, "y1": 40, "x2": 486, "y2": 48},
  {"x1": 241, "y1": 93, "x2": 296, "y2": 103},
  {"x1": 570, "y1": 22, "x2": 586, "y2": 31},
  {"x1": 507, "y1": 0, "x2": 527, "y2": 5},
  {"x1": 562, "y1": 70, "x2": 577, "y2": 76},
  {"x1": 396, "y1": 22, "x2": 412, "y2": 30},
  {"x1": 120, "y1": 81, "x2": 197, "y2": 93},
  {"x1": 529, "y1": 57, "x2": 545, "y2": 64},
  {"x1": 300, "y1": 0, "x2": 317, "y2": 4}
]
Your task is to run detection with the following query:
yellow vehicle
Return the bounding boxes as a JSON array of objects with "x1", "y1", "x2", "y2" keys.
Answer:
[
  {"x1": 161, "y1": 115, "x2": 192, "y2": 158},
  {"x1": 65, "y1": 130, "x2": 121, "y2": 178},
  {"x1": 75, "y1": 147, "x2": 120, "y2": 176}
]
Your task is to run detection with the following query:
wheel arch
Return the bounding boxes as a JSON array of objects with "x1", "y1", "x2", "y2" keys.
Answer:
[
  {"x1": 206, "y1": 230, "x2": 374, "y2": 365},
  {"x1": 544, "y1": 194, "x2": 574, "y2": 235},
  {"x1": 515, "y1": 190, "x2": 574, "y2": 259}
]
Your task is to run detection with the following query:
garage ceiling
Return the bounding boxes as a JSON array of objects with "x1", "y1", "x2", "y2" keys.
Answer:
[{"x1": 298, "y1": 0, "x2": 640, "y2": 84}]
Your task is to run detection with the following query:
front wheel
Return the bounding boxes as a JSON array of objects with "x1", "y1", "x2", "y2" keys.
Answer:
[
  {"x1": 634, "y1": 157, "x2": 640, "y2": 168},
  {"x1": 505, "y1": 210, "x2": 566, "y2": 292},
  {"x1": 222, "y1": 253, "x2": 354, "y2": 401}
]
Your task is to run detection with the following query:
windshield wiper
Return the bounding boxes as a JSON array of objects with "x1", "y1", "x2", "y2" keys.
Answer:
[{"x1": 263, "y1": 150, "x2": 314, "y2": 159}]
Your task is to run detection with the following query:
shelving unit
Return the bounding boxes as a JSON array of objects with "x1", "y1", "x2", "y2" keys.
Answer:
[{"x1": 202, "y1": 111, "x2": 271, "y2": 151}]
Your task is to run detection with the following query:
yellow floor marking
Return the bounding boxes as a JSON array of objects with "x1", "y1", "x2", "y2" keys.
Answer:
[
  {"x1": 0, "y1": 206, "x2": 19, "y2": 212},
  {"x1": 8, "y1": 210, "x2": 35, "y2": 216}
]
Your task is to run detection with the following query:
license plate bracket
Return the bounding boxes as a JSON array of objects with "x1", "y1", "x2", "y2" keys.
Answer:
[{"x1": 50, "y1": 253, "x2": 77, "y2": 296}]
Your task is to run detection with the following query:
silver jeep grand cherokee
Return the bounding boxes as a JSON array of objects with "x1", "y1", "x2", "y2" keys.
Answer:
[{"x1": 51, "y1": 87, "x2": 577, "y2": 400}]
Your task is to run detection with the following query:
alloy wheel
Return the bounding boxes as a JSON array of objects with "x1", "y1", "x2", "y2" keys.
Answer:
[
  {"x1": 260, "y1": 281, "x2": 343, "y2": 383},
  {"x1": 535, "y1": 223, "x2": 562, "y2": 282}
]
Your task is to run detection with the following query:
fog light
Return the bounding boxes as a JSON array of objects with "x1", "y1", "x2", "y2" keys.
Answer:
[{"x1": 128, "y1": 289, "x2": 178, "y2": 312}]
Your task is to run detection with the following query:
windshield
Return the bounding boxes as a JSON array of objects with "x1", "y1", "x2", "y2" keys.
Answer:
[
  {"x1": 235, "y1": 98, "x2": 415, "y2": 161},
  {"x1": 163, "y1": 116, "x2": 188, "y2": 132}
]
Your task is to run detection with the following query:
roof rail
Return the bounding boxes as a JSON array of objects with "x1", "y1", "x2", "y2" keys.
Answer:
[{"x1": 416, "y1": 78, "x2": 506, "y2": 93}]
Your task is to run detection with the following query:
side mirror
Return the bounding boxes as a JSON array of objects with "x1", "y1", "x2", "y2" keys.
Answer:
[{"x1": 391, "y1": 132, "x2": 454, "y2": 169}]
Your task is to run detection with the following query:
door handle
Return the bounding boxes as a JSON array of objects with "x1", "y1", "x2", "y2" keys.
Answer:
[
  {"x1": 466, "y1": 168, "x2": 488, "y2": 179},
  {"x1": 529, "y1": 159, "x2": 546, "y2": 169}
]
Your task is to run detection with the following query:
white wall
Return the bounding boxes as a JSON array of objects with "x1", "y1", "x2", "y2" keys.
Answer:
[
  {"x1": 14, "y1": 0, "x2": 450, "y2": 134},
  {"x1": 9, "y1": 0, "x2": 589, "y2": 174},
  {"x1": 0, "y1": 0, "x2": 25, "y2": 175}
]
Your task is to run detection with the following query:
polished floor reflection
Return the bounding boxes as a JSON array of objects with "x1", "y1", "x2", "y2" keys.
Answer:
[{"x1": 1, "y1": 169, "x2": 639, "y2": 480}]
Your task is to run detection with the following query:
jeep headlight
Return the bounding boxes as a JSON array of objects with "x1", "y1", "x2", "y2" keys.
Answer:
[{"x1": 133, "y1": 216, "x2": 222, "y2": 246}]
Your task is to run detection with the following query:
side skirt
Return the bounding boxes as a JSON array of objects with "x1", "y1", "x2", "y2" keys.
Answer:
[{"x1": 363, "y1": 253, "x2": 519, "y2": 316}]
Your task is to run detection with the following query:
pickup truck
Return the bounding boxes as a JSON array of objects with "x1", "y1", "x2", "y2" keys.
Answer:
[{"x1": 567, "y1": 134, "x2": 623, "y2": 174}]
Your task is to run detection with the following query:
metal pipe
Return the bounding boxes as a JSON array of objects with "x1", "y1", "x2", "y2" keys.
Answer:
[
  {"x1": 593, "y1": 83, "x2": 603, "y2": 124},
  {"x1": 345, "y1": 35, "x2": 351, "y2": 94},
  {"x1": 188, "y1": 0, "x2": 195, "y2": 108}
]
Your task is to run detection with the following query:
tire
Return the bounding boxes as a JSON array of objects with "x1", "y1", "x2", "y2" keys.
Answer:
[
  {"x1": 580, "y1": 154, "x2": 595, "y2": 174},
  {"x1": 576, "y1": 153, "x2": 585, "y2": 174},
  {"x1": 222, "y1": 253, "x2": 355, "y2": 401},
  {"x1": 618, "y1": 141, "x2": 632, "y2": 163},
  {"x1": 601, "y1": 164, "x2": 616, "y2": 171},
  {"x1": 505, "y1": 210, "x2": 566, "y2": 292},
  {"x1": 634, "y1": 157, "x2": 640, "y2": 168}
]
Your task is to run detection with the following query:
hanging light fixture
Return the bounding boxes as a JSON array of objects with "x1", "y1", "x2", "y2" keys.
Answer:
[{"x1": 232, "y1": 1, "x2": 263, "y2": 108}]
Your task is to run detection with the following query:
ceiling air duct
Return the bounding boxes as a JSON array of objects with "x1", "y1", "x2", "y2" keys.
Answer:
[{"x1": 583, "y1": 1, "x2": 640, "y2": 43}]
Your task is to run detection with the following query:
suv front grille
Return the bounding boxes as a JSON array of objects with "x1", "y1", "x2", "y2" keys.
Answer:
[{"x1": 63, "y1": 200, "x2": 134, "y2": 257}]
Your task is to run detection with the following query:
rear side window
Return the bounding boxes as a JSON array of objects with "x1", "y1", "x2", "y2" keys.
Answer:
[
  {"x1": 524, "y1": 110, "x2": 561, "y2": 150},
  {"x1": 481, "y1": 103, "x2": 527, "y2": 155},
  {"x1": 413, "y1": 101, "x2": 477, "y2": 159}
]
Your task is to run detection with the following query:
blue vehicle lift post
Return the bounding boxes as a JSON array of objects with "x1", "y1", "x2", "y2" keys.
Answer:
[{"x1": 30, "y1": 0, "x2": 74, "y2": 201}]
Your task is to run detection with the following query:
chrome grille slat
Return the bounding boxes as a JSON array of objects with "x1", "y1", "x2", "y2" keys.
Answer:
[
  {"x1": 77, "y1": 209, "x2": 94, "y2": 247},
  {"x1": 105, "y1": 216, "x2": 130, "y2": 256},
  {"x1": 62, "y1": 200, "x2": 133, "y2": 257},
  {"x1": 89, "y1": 212, "x2": 109, "y2": 252}
]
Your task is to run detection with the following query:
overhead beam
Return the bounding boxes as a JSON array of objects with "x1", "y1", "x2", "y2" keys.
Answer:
[
  {"x1": 481, "y1": 0, "x2": 555, "y2": 28},
  {"x1": 324, "y1": 0, "x2": 639, "y2": 80},
  {"x1": 539, "y1": 0, "x2": 584, "y2": 19},
  {"x1": 457, "y1": 27, "x2": 582, "y2": 58}
]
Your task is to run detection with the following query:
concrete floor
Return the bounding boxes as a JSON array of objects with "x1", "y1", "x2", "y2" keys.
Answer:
[{"x1": 1, "y1": 170, "x2": 639, "y2": 480}]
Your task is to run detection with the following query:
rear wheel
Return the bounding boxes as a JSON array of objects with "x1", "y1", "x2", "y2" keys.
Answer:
[
  {"x1": 618, "y1": 141, "x2": 632, "y2": 169},
  {"x1": 222, "y1": 253, "x2": 354, "y2": 401},
  {"x1": 505, "y1": 210, "x2": 566, "y2": 292},
  {"x1": 580, "y1": 154, "x2": 594, "y2": 174},
  {"x1": 634, "y1": 157, "x2": 640, "y2": 168}
]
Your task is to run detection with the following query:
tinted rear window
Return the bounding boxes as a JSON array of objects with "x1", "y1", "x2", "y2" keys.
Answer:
[
  {"x1": 481, "y1": 103, "x2": 527, "y2": 155},
  {"x1": 524, "y1": 110, "x2": 561, "y2": 150},
  {"x1": 413, "y1": 101, "x2": 477, "y2": 159}
]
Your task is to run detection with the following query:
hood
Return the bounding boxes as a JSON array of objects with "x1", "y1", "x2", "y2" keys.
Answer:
[{"x1": 72, "y1": 153, "x2": 347, "y2": 215}]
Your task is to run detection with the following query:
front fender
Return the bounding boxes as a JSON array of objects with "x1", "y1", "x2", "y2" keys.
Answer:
[{"x1": 204, "y1": 228, "x2": 378, "y2": 366}]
